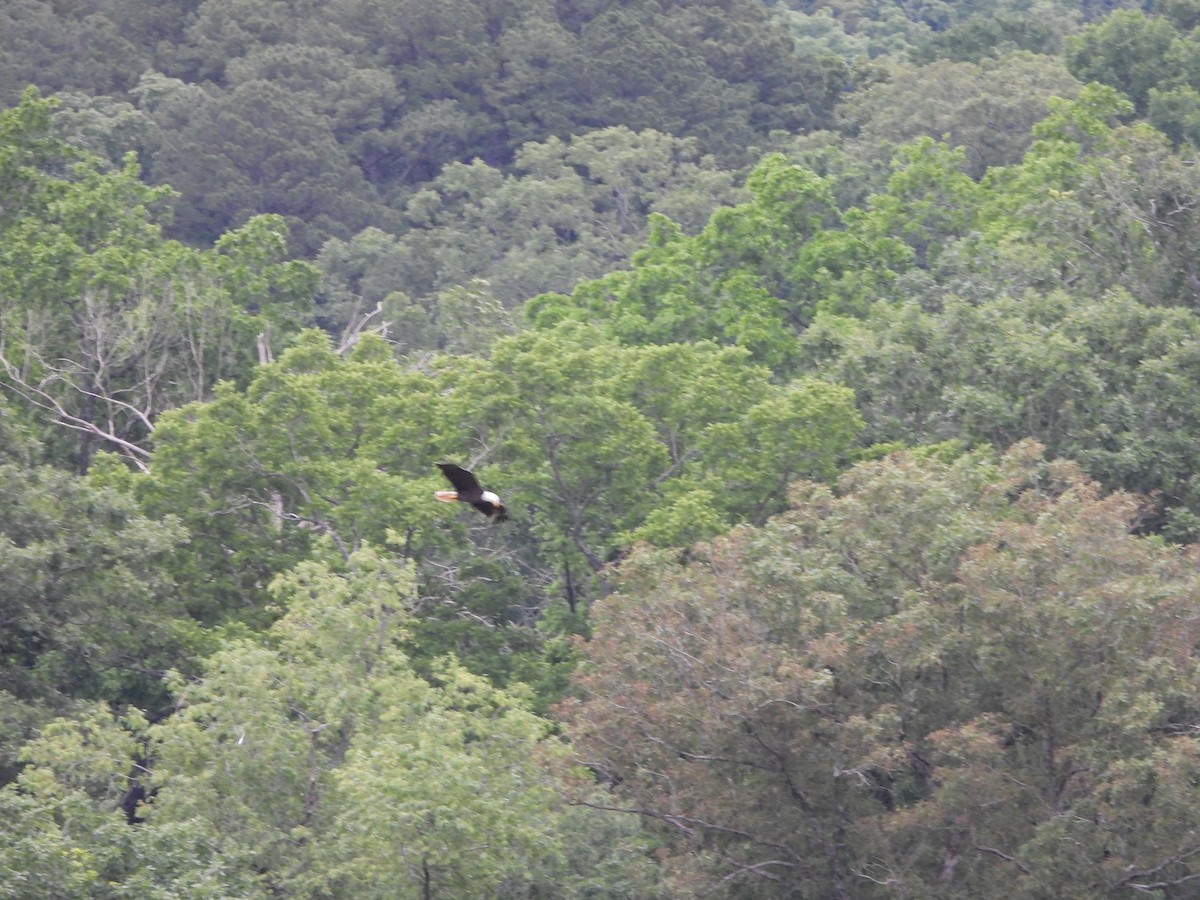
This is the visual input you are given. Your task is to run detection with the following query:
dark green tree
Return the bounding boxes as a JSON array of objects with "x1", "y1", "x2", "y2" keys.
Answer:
[
  {"x1": 147, "y1": 79, "x2": 380, "y2": 251},
  {"x1": 0, "y1": 0, "x2": 147, "y2": 104},
  {"x1": 1064, "y1": 9, "x2": 1195, "y2": 117},
  {"x1": 0, "y1": 462, "x2": 186, "y2": 778}
]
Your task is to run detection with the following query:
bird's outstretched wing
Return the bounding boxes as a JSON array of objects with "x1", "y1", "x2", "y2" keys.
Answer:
[{"x1": 437, "y1": 463, "x2": 483, "y2": 499}]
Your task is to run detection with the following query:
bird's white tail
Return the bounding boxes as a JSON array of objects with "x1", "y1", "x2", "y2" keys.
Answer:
[{"x1": 434, "y1": 490, "x2": 458, "y2": 503}]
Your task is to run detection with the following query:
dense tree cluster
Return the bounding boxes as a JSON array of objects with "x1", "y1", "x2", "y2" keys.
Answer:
[
  {"x1": 5, "y1": 0, "x2": 1200, "y2": 896},
  {"x1": 565, "y1": 443, "x2": 1200, "y2": 897},
  {"x1": 0, "y1": 0, "x2": 856, "y2": 253}
]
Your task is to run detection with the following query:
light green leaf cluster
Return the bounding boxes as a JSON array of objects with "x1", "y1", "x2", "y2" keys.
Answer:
[
  {"x1": 0, "y1": 90, "x2": 317, "y2": 472},
  {"x1": 0, "y1": 548, "x2": 658, "y2": 898},
  {"x1": 525, "y1": 150, "x2": 923, "y2": 371},
  {"x1": 137, "y1": 322, "x2": 862, "y2": 652}
]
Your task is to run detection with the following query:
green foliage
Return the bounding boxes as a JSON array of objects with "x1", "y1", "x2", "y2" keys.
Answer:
[
  {"x1": 146, "y1": 76, "x2": 384, "y2": 253},
  {"x1": 143, "y1": 330, "x2": 443, "y2": 620},
  {"x1": 315, "y1": 126, "x2": 745, "y2": 353},
  {"x1": 915, "y1": 4, "x2": 1068, "y2": 62},
  {"x1": 32, "y1": 0, "x2": 858, "y2": 250},
  {"x1": 0, "y1": 90, "x2": 318, "y2": 472},
  {"x1": 531, "y1": 84, "x2": 1200, "y2": 537},
  {"x1": 837, "y1": 52, "x2": 1083, "y2": 178},
  {"x1": 138, "y1": 323, "x2": 861, "y2": 691},
  {"x1": 1065, "y1": 9, "x2": 1195, "y2": 116},
  {"x1": 783, "y1": 0, "x2": 1083, "y2": 62},
  {"x1": 10, "y1": 6, "x2": 1200, "y2": 896},
  {"x1": 0, "y1": 0, "x2": 146, "y2": 106},
  {"x1": 1060, "y1": 9, "x2": 1200, "y2": 151},
  {"x1": 803, "y1": 291, "x2": 1200, "y2": 536},
  {"x1": 0, "y1": 705, "x2": 155, "y2": 899},
  {"x1": 48, "y1": 92, "x2": 159, "y2": 174},
  {"x1": 1148, "y1": 82, "x2": 1200, "y2": 145},
  {"x1": 526, "y1": 148, "x2": 935, "y2": 371},
  {"x1": 0, "y1": 549, "x2": 663, "y2": 898},
  {"x1": 447, "y1": 327, "x2": 863, "y2": 567},
  {"x1": 0, "y1": 463, "x2": 186, "y2": 778}
]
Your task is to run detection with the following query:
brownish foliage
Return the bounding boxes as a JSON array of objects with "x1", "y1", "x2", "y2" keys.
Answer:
[{"x1": 560, "y1": 442, "x2": 1200, "y2": 898}]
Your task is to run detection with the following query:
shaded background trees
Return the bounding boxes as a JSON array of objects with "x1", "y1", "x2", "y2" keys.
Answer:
[{"x1": 0, "y1": 0, "x2": 857, "y2": 252}]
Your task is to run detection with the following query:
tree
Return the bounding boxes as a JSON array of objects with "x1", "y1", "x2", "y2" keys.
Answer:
[
  {"x1": 837, "y1": 53, "x2": 1082, "y2": 178},
  {"x1": 49, "y1": 93, "x2": 159, "y2": 174},
  {"x1": 562, "y1": 442, "x2": 1200, "y2": 897},
  {"x1": 141, "y1": 330, "x2": 444, "y2": 622},
  {"x1": 528, "y1": 152, "x2": 911, "y2": 371},
  {"x1": 145, "y1": 546, "x2": 566, "y2": 898},
  {"x1": 802, "y1": 289, "x2": 1200, "y2": 538},
  {"x1": 224, "y1": 43, "x2": 404, "y2": 177},
  {"x1": 1064, "y1": 9, "x2": 1193, "y2": 117},
  {"x1": 1057, "y1": 122, "x2": 1200, "y2": 307},
  {"x1": 147, "y1": 79, "x2": 381, "y2": 251},
  {"x1": 2, "y1": 0, "x2": 876, "y2": 257},
  {"x1": 315, "y1": 126, "x2": 745, "y2": 354},
  {"x1": 1148, "y1": 83, "x2": 1200, "y2": 147},
  {"x1": 0, "y1": 0, "x2": 146, "y2": 105},
  {"x1": 169, "y1": 0, "x2": 297, "y2": 83},
  {"x1": 0, "y1": 547, "x2": 666, "y2": 897},
  {"x1": 0, "y1": 462, "x2": 186, "y2": 779},
  {"x1": 0, "y1": 706, "x2": 188, "y2": 899},
  {"x1": 443, "y1": 326, "x2": 863, "y2": 579},
  {"x1": 0, "y1": 90, "x2": 318, "y2": 472},
  {"x1": 915, "y1": 4, "x2": 1068, "y2": 62},
  {"x1": 141, "y1": 321, "x2": 862, "y2": 671}
]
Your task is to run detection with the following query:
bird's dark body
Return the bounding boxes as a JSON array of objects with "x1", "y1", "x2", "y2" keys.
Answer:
[{"x1": 436, "y1": 463, "x2": 509, "y2": 521}]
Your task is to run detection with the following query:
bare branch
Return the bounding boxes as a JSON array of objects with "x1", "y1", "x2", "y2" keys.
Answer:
[
  {"x1": 1121, "y1": 846, "x2": 1200, "y2": 893},
  {"x1": 257, "y1": 331, "x2": 274, "y2": 365},
  {"x1": 0, "y1": 349, "x2": 151, "y2": 470},
  {"x1": 973, "y1": 845, "x2": 1030, "y2": 875},
  {"x1": 336, "y1": 301, "x2": 392, "y2": 356},
  {"x1": 1127, "y1": 872, "x2": 1200, "y2": 894}
]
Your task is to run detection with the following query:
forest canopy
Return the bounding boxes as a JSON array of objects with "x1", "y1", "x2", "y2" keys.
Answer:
[{"x1": 5, "y1": 0, "x2": 1200, "y2": 896}]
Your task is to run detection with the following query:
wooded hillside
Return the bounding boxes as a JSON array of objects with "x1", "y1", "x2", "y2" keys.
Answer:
[{"x1": 4, "y1": 0, "x2": 1200, "y2": 896}]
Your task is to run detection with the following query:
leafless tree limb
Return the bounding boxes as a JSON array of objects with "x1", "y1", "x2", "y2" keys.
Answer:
[
  {"x1": 0, "y1": 349, "x2": 151, "y2": 470},
  {"x1": 336, "y1": 300, "x2": 392, "y2": 356}
]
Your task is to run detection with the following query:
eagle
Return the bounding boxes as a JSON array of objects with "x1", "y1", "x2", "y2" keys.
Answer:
[{"x1": 434, "y1": 463, "x2": 508, "y2": 522}]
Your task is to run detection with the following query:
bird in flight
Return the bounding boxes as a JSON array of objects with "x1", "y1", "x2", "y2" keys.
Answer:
[{"x1": 434, "y1": 463, "x2": 508, "y2": 522}]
